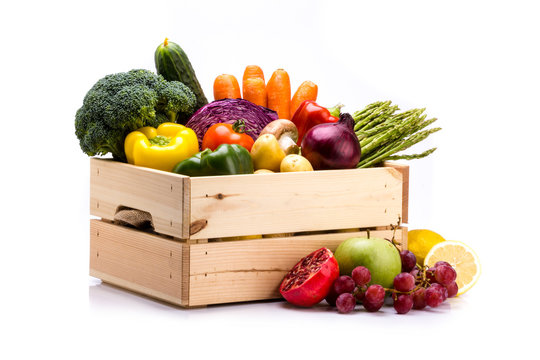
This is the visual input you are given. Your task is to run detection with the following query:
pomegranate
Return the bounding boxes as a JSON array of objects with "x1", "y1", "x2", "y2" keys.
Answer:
[{"x1": 279, "y1": 247, "x2": 339, "y2": 307}]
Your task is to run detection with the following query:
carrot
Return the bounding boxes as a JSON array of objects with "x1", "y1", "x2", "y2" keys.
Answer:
[
  {"x1": 290, "y1": 80, "x2": 318, "y2": 118},
  {"x1": 213, "y1": 74, "x2": 241, "y2": 100},
  {"x1": 242, "y1": 65, "x2": 266, "y2": 106},
  {"x1": 243, "y1": 77, "x2": 267, "y2": 107},
  {"x1": 266, "y1": 69, "x2": 291, "y2": 119},
  {"x1": 242, "y1": 65, "x2": 265, "y2": 83}
]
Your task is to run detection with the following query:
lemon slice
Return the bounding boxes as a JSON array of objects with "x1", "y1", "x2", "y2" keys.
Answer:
[{"x1": 424, "y1": 240, "x2": 481, "y2": 296}]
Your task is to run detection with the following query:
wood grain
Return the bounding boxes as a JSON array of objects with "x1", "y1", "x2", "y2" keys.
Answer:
[
  {"x1": 383, "y1": 161, "x2": 409, "y2": 224},
  {"x1": 188, "y1": 167, "x2": 403, "y2": 240},
  {"x1": 90, "y1": 159, "x2": 407, "y2": 240},
  {"x1": 90, "y1": 220, "x2": 407, "y2": 307},
  {"x1": 187, "y1": 228, "x2": 406, "y2": 306},
  {"x1": 89, "y1": 219, "x2": 185, "y2": 306},
  {"x1": 90, "y1": 158, "x2": 187, "y2": 238}
]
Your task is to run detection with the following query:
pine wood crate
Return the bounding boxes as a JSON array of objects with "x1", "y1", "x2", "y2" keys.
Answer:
[
  {"x1": 90, "y1": 158, "x2": 408, "y2": 240},
  {"x1": 89, "y1": 158, "x2": 409, "y2": 307},
  {"x1": 90, "y1": 219, "x2": 407, "y2": 307}
]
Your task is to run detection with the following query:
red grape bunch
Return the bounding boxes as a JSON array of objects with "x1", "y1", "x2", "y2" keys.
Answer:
[{"x1": 326, "y1": 250, "x2": 459, "y2": 314}]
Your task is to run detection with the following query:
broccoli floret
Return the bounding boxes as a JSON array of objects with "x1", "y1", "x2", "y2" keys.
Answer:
[
  {"x1": 75, "y1": 69, "x2": 196, "y2": 161},
  {"x1": 157, "y1": 81, "x2": 197, "y2": 124}
]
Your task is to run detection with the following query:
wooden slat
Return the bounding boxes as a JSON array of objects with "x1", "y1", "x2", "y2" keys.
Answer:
[
  {"x1": 189, "y1": 271, "x2": 285, "y2": 305},
  {"x1": 401, "y1": 226, "x2": 408, "y2": 250},
  {"x1": 187, "y1": 228, "x2": 406, "y2": 306},
  {"x1": 89, "y1": 220, "x2": 407, "y2": 307},
  {"x1": 90, "y1": 159, "x2": 408, "y2": 240},
  {"x1": 188, "y1": 167, "x2": 403, "y2": 240},
  {"x1": 90, "y1": 158, "x2": 187, "y2": 238},
  {"x1": 181, "y1": 243, "x2": 190, "y2": 305},
  {"x1": 182, "y1": 177, "x2": 191, "y2": 239},
  {"x1": 89, "y1": 219, "x2": 185, "y2": 306},
  {"x1": 384, "y1": 161, "x2": 409, "y2": 223}
]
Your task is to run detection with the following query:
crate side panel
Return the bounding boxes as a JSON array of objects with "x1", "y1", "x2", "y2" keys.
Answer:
[
  {"x1": 187, "y1": 229, "x2": 404, "y2": 306},
  {"x1": 400, "y1": 226, "x2": 408, "y2": 250},
  {"x1": 188, "y1": 167, "x2": 402, "y2": 240},
  {"x1": 90, "y1": 220, "x2": 184, "y2": 305},
  {"x1": 90, "y1": 158, "x2": 186, "y2": 238},
  {"x1": 189, "y1": 229, "x2": 404, "y2": 275},
  {"x1": 384, "y1": 162, "x2": 409, "y2": 224},
  {"x1": 189, "y1": 272, "x2": 284, "y2": 306}
]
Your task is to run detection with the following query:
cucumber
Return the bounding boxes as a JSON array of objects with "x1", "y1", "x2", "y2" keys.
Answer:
[{"x1": 155, "y1": 38, "x2": 208, "y2": 111}]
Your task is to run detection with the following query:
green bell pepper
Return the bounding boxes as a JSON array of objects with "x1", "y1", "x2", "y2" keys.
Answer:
[{"x1": 172, "y1": 143, "x2": 254, "y2": 176}]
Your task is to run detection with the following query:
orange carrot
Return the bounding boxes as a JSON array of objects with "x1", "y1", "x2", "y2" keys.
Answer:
[
  {"x1": 266, "y1": 69, "x2": 291, "y2": 119},
  {"x1": 242, "y1": 65, "x2": 266, "y2": 106},
  {"x1": 213, "y1": 74, "x2": 241, "y2": 100},
  {"x1": 290, "y1": 81, "x2": 318, "y2": 118},
  {"x1": 242, "y1": 65, "x2": 265, "y2": 83},
  {"x1": 243, "y1": 77, "x2": 267, "y2": 107}
]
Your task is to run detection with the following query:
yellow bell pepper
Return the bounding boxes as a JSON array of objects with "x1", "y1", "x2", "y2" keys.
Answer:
[{"x1": 125, "y1": 122, "x2": 199, "y2": 172}]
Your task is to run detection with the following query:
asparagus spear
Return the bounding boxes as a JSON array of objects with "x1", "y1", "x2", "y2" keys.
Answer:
[
  {"x1": 352, "y1": 101, "x2": 441, "y2": 167},
  {"x1": 357, "y1": 127, "x2": 441, "y2": 168}
]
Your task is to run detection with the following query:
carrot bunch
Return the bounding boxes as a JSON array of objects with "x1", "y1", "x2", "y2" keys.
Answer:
[{"x1": 213, "y1": 66, "x2": 318, "y2": 120}]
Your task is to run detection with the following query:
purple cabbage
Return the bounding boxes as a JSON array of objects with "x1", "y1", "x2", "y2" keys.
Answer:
[{"x1": 185, "y1": 98, "x2": 278, "y2": 146}]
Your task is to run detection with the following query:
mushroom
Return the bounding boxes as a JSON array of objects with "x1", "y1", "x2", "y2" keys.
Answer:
[{"x1": 259, "y1": 119, "x2": 300, "y2": 155}]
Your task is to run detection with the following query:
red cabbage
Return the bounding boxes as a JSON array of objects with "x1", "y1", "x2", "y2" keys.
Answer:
[{"x1": 185, "y1": 98, "x2": 278, "y2": 147}]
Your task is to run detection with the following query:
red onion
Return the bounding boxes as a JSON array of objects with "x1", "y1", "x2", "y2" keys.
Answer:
[{"x1": 300, "y1": 113, "x2": 361, "y2": 170}]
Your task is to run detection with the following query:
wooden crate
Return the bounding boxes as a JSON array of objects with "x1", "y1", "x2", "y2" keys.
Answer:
[
  {"x1": 90, "y1": 158, "x2": 408, "y2": 240},
  {"x1": 90, "y1": 219, "x2": 407, "y2": 307},
  {"x1": 89, "y1": 158, "x2": 409, "y2": 307}
]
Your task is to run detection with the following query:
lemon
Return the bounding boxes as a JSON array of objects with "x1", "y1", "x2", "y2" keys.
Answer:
[
  {"x1": 424, "y1": 240, "x2": 481, "y2": 296},
  {"x1": 407, "y1": 229, "x2": 446, "y2": 266}
]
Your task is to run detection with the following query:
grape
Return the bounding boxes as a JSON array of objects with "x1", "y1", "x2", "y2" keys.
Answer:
[
  {"x1": 354, "y1": 285, "x2": 367, "y2": 302},
  {"x1": 426, "y1": 267, "x2": 437, "y2": 284},
  {"x1": 434, "y1": 261, "x2": 451, "y2": 268},
  {"x1": 325, "y1": 286, "x2": 339, "y2": 306},
  {"x1": 333, "y1": 275, "x2": 356, "y2": 295},
  {"x1": 434, "y1": 265, "x2": 457, "y2": 286},
  {"x1": 412, "y1": 287, "x2": 427, "y2": 309},
  {"x1": 425, "y1": 285, "x2": 444, "y2": 307},
  {"x1": 365, "y1": 284, "x2": 385, "y2": 304},
  {"x1": 363, "y1": 284, "x2": 385, "y2": 306},
  {"x1": 393, "y1": 293, "x2": 413, "y2": 314},
  {"x1": 363, "y1": 298, "x2": 384, "y2": 312},
  {"x1": 351, "y1": 266, "x2": 371, "y2": 286},
  {"x1": 410, "y1": 266, "x2": 420, "y2": 278},
  {"x1": 393, "y1": 272, "x2": 415, "y2": 292},
  {"x1": 336, "y1": 293, "x2": 356, "y2": 314},
  {"x1": 446, "y1": 281, "x2": 458, "y2": 298},
  {"x1": 431, "y1": 283, "x2": 448, "y2": 301},
  {"x1": 400, "y1": 250, "x2": 417, "y2": 272}
]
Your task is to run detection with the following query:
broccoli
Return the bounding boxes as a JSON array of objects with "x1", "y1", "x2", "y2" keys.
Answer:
[{"x1": 75, "y1": 69, "x2": 196, "y2": 161}]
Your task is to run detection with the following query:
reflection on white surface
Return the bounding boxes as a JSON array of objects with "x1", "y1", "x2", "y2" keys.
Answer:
[
  {"x1": 89, "y1": 277, "x2": 185, "y2": 313},
  {"x1": 88, "y1": 276, "x2": 463, "y2": 316}
]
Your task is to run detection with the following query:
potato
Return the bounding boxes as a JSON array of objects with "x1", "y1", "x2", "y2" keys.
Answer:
[
  {"x1": 280, "y1": 154, "x2": 314, "y2": 172},
  {"x1": 254, "y1": 169, "x2": 274, "y2": 174}
]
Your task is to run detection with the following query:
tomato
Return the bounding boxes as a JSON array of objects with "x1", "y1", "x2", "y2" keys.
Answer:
[{"x1": 201, "y1": 120, "x2": 255, "y2": 151}]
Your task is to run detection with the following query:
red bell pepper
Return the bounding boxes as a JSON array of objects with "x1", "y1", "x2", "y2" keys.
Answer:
[{"x1": 291, "y1": 100, "x2": 339, "y2": 145}]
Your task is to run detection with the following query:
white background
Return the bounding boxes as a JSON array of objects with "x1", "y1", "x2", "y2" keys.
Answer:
[{"x1": 1, "y1": 0, "x2": 539, "y2": 358}]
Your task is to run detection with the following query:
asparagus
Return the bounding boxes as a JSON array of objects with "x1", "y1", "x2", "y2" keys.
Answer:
[
  {"x1": 385, "y1": 147, "x2": 438, "y2": 161},
  {"x1": 358, "y1": 128, "x2": 441, "y2": 168},
  {"x1": 352, "y1": 101, "x2": 441, "y2": 168}
]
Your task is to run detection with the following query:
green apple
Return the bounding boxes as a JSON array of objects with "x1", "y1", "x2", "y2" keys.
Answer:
[{"x1": 334, "y1": 237, "x2": 401, "y2": 288}]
